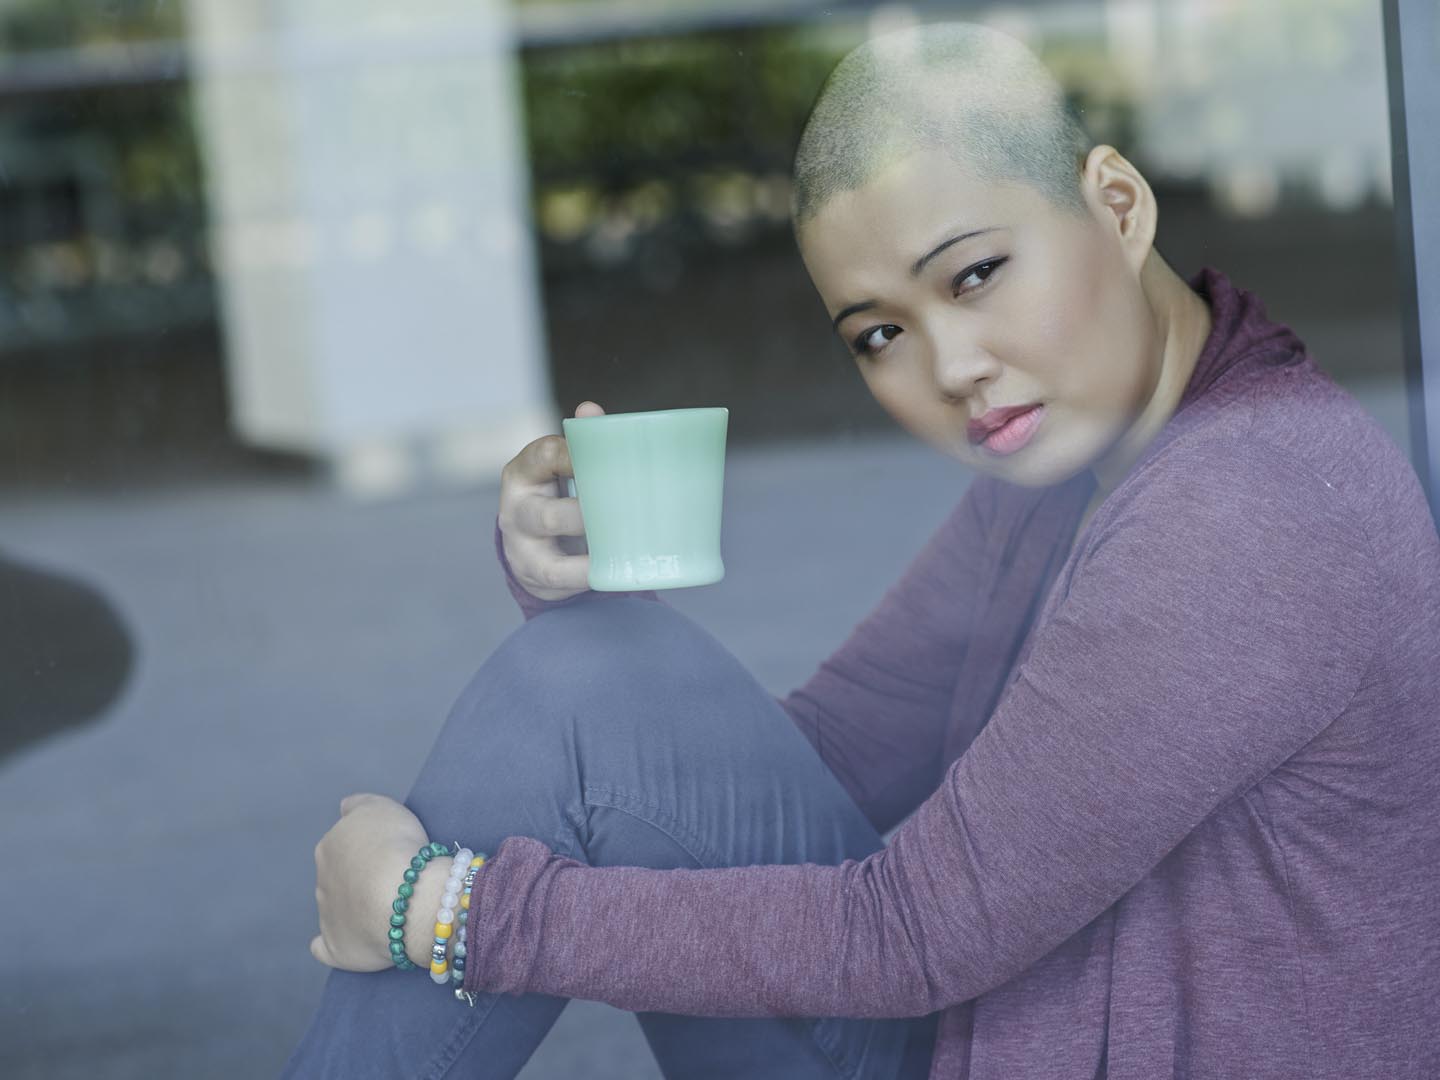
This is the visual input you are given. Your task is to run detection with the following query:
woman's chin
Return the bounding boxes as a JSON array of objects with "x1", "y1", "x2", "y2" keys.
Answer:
[{"x1": 971, "y1": 445, "x2": 1090, "y2": 488}]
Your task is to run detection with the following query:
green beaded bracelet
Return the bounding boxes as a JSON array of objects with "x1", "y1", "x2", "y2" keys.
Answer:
[{"x1": 388, "y1": 841, "x2": 452, "y2": 971}]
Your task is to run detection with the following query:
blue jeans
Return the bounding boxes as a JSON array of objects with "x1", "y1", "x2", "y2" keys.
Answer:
[{"x1": 283, "y1": 597, "x2": 939, "y2": 1079}]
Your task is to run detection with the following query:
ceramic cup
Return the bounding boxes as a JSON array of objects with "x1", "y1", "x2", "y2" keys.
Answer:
[{"x1": 562, "y1": 407, "x2": 728, "y2": 591}]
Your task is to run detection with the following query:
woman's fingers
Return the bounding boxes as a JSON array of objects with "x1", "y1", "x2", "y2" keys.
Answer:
[
  {"x1": 508, "y1": 434, "x2": 572, "y2": 490},
  {"x1": 339, "y1": 792, "x2": 383, "y2": 816},
  {"x1": 498, "y1": 437, "x2": 573, "y2": 535},
  {"x1": 500, "y1": 404, "x2": 601, "y2": 511},
  {"x1": 496, "y1": 407, "x2": 602, "y2": 603},
  {"x1": 516, "y1": 546, "x2": 591, "y2": 595},
  {"x1": 310, "y1": 932, "x2": 384, "y2": 973},
  {"x1": 505, "y1": 524, "x2": 591, "y2": 598},
  {"x1": 514, "y1": 493, "x2": 584, "y2": 539}
]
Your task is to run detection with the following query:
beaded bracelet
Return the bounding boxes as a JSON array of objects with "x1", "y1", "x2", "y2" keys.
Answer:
[
  {"x1": 429, "y1": 848, "x2": 474, "y2": 984},
  {"x1": 388, "y1": 841, "x2": 452, "y2": 972},
  {"x1": 451, "y1": 853, "x2": 486, "y2": 994}
]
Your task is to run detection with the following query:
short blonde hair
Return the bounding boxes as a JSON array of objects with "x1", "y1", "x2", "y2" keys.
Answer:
[{"x1": 792, "y1": 22, "x2": 1093, "y2": 228}]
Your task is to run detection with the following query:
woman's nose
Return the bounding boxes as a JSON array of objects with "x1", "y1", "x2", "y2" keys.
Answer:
[{"x1": 930, "y1": 346, "x2": 1001, "y2": 403}]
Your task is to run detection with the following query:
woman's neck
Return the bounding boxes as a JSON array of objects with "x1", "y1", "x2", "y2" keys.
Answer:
[{"x1": 1087, "y1": 255, "x2": 1214, "y2": 503}]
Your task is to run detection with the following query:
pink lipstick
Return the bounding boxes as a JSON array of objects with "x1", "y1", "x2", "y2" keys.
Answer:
[{"x1": 974, "y1": 404, "x2": 1044, "y2": 456}]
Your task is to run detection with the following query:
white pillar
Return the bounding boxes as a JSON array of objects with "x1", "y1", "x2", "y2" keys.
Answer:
[
  {"x1": 186, "y1": 0, "x2": 554, "y2": 495},
  {"x1": 1103, "y1": 0, "x2": 1159, "y2": 89}
]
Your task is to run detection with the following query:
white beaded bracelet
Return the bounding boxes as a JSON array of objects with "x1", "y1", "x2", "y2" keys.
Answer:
[
  {"x1": 451, "y1": 852, "x2": 486, "y2": 993},
  {"x1": 428, "y1": 846, "x2": 473, "y2": 985}
]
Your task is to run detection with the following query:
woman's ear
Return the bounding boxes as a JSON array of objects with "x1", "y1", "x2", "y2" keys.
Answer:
[{"x1": 1081, "y1": 145, "x2": 1156, "y2": 274}]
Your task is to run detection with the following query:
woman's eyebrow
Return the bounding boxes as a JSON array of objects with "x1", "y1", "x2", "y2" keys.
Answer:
[
  {"x1": 831, "y1": 301, "x2": 878, "y2": 331},
  {"x1": 910, "y1": 226, "x2": 1001, "y2": 276},
  {"x1": 830, "y1": 225, "x2": 1003, "y2": 330}
]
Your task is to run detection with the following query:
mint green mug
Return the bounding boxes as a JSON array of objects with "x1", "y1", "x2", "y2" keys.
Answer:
[{"x1": 562, "y1": 407, "x2": 728, "y2": 591}]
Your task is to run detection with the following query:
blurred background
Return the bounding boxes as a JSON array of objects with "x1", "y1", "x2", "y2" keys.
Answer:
[{"x1": 0, "y1": 1, "x2": 1430, "y2": 1077}]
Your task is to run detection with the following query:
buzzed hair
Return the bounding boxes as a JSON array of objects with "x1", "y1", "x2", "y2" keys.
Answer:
[{"x1": 791, "y1": 22, "x2": 1094, "y2": 229}]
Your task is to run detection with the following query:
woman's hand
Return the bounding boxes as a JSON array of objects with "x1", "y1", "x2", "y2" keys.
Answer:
[
  {"x1": 310, "y1": 793, "x2": 437, "y2": 972},
  {"x1": 498, "y1": 401, "x2": 606, "y2": 602}
]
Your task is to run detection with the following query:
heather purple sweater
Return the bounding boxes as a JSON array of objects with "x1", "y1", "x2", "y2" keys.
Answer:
[{"x1": 466, "y1": 268, "x2": 1440, "y2": 1079}]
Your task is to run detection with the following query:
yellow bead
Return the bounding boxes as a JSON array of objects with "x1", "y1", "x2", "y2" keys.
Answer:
[
  {"x1": 460, "y1": 892, "x2": 471, "y2": 910},
  {"x1": 435, "y1": 923, "x2": 453, "y2": 940},
  {"x1": 470, "y1": 857, "x2": 484, "y2": 868},
  {"x1": 430, "y1": 960, "x2": 447, "y2": 975}
]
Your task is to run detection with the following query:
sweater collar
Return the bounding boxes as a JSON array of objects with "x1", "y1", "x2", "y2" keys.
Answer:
[
  {"x1": 1059, "y1": 266, "x2": 1306, "y2": 511},
  {"x1": 1177, "y1": 265, "x2": 1306, "y2": 412}
]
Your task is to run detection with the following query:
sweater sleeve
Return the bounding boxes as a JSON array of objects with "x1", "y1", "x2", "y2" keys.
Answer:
[
  {"x1": 461, "y1": 439, "x2": 1380, "y2": 1018},
  {"x1": 778, "y1": 478, "x2": 993, "y2": 834}
]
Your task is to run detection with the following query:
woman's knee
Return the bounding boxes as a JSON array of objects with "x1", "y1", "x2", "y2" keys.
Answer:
[
  {"x1": 516, "y1": 596, "x2": 718, "y2": 664},
  {"x1": 439, "y1": 597, "x2": 745, "y2": 761},
  {"x1": 495, "y1": 599, "x2": 742, "y2": 709},
  {"x1": 515, "y1": 600, "x2": 807, "y2": 786},
  {"x1": 415, "y1": 597, "x2": 768, "y2": 852}
]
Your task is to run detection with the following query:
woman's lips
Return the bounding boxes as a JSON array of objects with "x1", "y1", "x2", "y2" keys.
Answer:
[{"x1": 976, "y1": 404, "x2": 1045, "y2": 455}]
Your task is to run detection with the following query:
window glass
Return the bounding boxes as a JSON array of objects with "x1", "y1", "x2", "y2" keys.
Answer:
[{"x1": 0, "y1": 2, "x2": 1419, "y2": 1075}]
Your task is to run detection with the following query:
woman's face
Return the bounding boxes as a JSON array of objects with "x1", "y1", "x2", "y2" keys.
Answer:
[{"x1": 798, "y1": 149, "x2": 1161, "y2": 488}]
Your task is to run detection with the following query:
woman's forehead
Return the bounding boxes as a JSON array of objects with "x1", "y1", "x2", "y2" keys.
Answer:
[{"x1": 799, "y1": 155, "x2": 1042, "y2": 274}]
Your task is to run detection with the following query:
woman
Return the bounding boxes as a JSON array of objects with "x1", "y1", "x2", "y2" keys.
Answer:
[{"x1": 287, "y1": 23, "x2": 1440, "y2": 1080}]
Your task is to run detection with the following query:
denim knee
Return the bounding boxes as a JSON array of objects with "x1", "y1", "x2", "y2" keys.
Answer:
[
  {"x1": 502, "y1": 597, "x2": 730, "y2": 698},
  {"x1": 480, "y1": 596, "x2": 763, "y2": 759}
]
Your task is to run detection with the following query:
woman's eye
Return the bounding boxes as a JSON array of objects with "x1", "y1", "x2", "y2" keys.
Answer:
[
  {"x1": 952, "y1": 257, "x2": 1008, "y2": 297},
  {"x1": 854, "y1": 324, "x2": 902, "y2": 357},
  {"x1": 846, "y1": 259, "x2": 1006, "y2": 358}
]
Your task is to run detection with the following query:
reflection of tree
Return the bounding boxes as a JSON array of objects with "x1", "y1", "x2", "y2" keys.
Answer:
[
  {"x1": 523, "y1": 22, "x2": 1150, "y2": 268},
  {"x1": 523, "y1": 26, "x2": 848, "y2": 274},
  {"x1": 0, "y1": 0, "x2": 185, "y2": 51},
  {"x1": 1039, "y1": 38, "x2": 1139, "y2": 166},
  {"x1": 0, "y1": 0, "x2": 206, "y2": 343},
  {"x1": 527, "y1": 30, "x2": 839, "y2": 178},
  {"x1": 1, "y1": 0, "x2": 200, "y2": 203}
]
